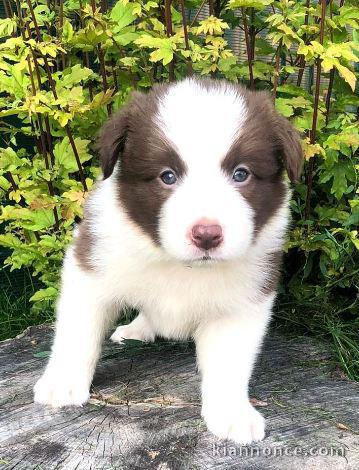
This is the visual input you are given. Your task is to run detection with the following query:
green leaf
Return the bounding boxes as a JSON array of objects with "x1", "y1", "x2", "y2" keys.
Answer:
[
  {"x1": 90, "y1": 89, "x2": 114, "y2": 109},
  {"x1": 62, "y1": 19, "x2": 74, "y2": 43},
  {"x1": 0, "y1": 176, "x2": 11, "y2": 192},
  {"x1": 135, "y1": 35, "x2": 175, "y2": 65},
  {"x1": 111, "y1": 1, "x2": 136, "y2": 30},
  {"x1": 0, "y1": 233, "x2": 22, "y2": 249},
  {"x1": 319, "y1": 161, "x2": 356, "y2": 199},
  {"x1": 252, "y1": 61, "x2": 274, "y2": 80},
  {"x1": 0, "y1": 106, "x2": 27, "y2": 117},
  {"x1": 135, "y1": 35, "x2": 168, "y2": 49},
  {"x1": 33, "y1": 4, "x2": 55, "y2": 26},
  {"x1": 255, "y1": 38, "x2": 275, "y2": 55},
  {"x1": 60, "y1": 65, "x2": 94, "y2": 88},
  {"x1": 30, "y1": 287, "x2": 58, "y2": 302},
  {"x1": 114, "y1": 29, "x2": 139, "y2": 46},
  {"x1": 290, "y1": 96, "x2": 312, "y2": 109},
  {"x1": 0, "y1": 205, "x2": 56, "y2": 231},
  {"x1": 275, "y1": 98, "x2": 294, "y2": 117},
  {"x1": 0, "y1": 147, "x2": 24, "y2": 172},
  {"x1": 277, "y1": 84, "x2": 311, "y2": 98},
  {"x1": 336, "y1": 64, "x2": 356, "y2": 92},
  {"x1": 53, "y1": 137, "x2": 92, "y2": 173},
  {"x1": 218, "y1": 56, "x2": 237, "y2": 72},
  {"x1": 0, "y1": 18, "x2": 17, "y2": 38},
  {"x1": 22, "y1": 209, "x2": 56, "y2": 231},
  {"x1": 33, "y1": 351, "x2": 51, "y2": 358},
  {"x1": 353, "y1": 29, "x2": 359, "y2": 59},
  {"x1": 150, "y1": 47, "x2": 173, "y2": 65},
  {"x1": 228, "y1": 0, "x2": 272, "y2": 10},
  {"x1": 71, "y1": 24, "x2": 108, "y2": 49}
]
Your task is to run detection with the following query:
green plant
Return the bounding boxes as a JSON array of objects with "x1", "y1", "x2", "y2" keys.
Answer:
[
  {"x1": 0, "y1": 0, "x2": 358, "y2": 378},
  {"x1": 0, "y1": 274, "x2": 53, "y2": 340}
]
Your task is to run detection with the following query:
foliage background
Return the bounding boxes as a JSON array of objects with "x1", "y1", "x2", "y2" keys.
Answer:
[{"x1": 0, "y1": 0, "x2": 358, "y2": 378}]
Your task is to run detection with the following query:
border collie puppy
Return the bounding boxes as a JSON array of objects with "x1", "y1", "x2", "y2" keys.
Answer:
[{"x1": 34, "y1": 78, "x2": 302, "y2": 444}]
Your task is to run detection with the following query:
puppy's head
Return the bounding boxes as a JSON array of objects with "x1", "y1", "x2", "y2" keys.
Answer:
[{"x1": 98, "y1": 78, "x2": 302, "y2": 262}]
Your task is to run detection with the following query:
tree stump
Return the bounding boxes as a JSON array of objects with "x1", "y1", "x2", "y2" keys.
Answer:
[{"x1": 0, "y1": 325, "x2": 358, "y2": 469}]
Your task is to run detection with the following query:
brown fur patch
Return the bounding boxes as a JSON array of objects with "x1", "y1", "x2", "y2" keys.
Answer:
[{"x1": 73, "y1": 219, "x2": 96, "y2": 271}]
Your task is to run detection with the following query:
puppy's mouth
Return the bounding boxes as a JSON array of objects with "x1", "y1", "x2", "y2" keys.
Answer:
[
  {"x1": 201, "y1": 251, "x2": 212, "y2": 261},
  {"x1": 186, "y1": 249, "x2": 224, "y2": 265}
]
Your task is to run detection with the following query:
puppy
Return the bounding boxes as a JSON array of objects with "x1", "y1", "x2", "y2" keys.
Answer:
[{"x1": 34, "y1": 78, "x2": 302, "y2": 445}]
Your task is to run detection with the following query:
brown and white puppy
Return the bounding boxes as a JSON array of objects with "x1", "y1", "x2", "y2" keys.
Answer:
[{"x1": 34, "y1": 78, "x2": 302, "y2": 445}]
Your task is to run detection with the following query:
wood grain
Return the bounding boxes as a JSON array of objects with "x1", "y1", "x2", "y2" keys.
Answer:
[{"x1": 0, "y1": 325, "x2": 358, "y2": 469}]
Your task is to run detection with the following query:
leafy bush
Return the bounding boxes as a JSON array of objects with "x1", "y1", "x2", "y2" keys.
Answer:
[{"x1": 0, "y1": 0, "x2": 358, "y2": 377}]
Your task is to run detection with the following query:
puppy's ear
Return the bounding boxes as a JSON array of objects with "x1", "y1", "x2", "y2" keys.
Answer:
[
  {"x1": 247, "y1": 89, "x2": 303, "y2": 183},
  {"x1": 272, "y1": 108, "x2": 303, "y2": 183},
  {"x1": 97, "y1": 108, "x2": 129, "y2": 179},
  {"x1": 97, "y1": 91, "x2": 144, "y2": 179}
]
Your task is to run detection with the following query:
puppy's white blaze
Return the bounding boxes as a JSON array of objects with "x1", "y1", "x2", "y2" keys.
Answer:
[{"x1": 156, "y1": 78, "x2": 247, "y2": 167}]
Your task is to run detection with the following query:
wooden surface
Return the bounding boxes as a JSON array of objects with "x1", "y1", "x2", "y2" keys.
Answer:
[{"x1": 0, "y1": 325, "x2": 358, "y2": 469}]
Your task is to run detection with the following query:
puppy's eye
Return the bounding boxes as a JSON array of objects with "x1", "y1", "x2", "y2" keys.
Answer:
[
  {"x1": 160, "y1": 170, "x2": 177, "y2": 185},
  {"x1": 233, "y1": 167, "x2": 250, "y2": 183}
]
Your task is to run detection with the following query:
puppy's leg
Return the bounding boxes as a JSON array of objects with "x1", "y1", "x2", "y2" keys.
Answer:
[
  {"x1": 110, "y1": 312, "x2": 155, "y2": 344},
  {"x1": 34, "y1": 251, "x2": 117, "y2": 407},
  {"x1": 195, "y1": 297, "x2": 273, "y2": 445}
]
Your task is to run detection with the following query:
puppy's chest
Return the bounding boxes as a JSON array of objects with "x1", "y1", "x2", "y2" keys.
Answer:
[{"x1": 121, "y1": 263, "x2": 256, "y2": 338}]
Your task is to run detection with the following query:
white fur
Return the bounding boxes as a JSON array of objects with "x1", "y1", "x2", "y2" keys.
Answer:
[
  {"x1": 111, "y1": 312, "x2": 155, "y2": 344},
  {"x1": 156, "y1": 79, "x2": 247, "y2": 165},
  {"x1": 196, "y1": 296, "x2": 274, "y2": 444},
  {"x1": 34, "y1": 79, "x2": 290, "y2": 445}
]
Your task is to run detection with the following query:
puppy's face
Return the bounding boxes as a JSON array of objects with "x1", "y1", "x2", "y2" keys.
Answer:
[{"x1": 99, "y1": 79, "x2": 302, "y2": 262}]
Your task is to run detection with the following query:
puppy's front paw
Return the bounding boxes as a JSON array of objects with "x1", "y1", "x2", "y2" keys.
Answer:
[
  {"x1": 202, "y1": 402, "x2": 265, "y2": 445},
  {"x1": 110, "y1": 324, "x2": 139, "y2": 344},
  {"x1": 34, "y1": 371, "x2": 90, "y2": 408},
  {"x1": 110, "y1": 318, "x2": 154, "y2": 345}
]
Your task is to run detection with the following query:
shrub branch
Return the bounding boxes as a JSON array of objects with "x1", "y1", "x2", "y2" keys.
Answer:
[{"x1": 304, "y1": 0, "x2": 327, "y2": 220}]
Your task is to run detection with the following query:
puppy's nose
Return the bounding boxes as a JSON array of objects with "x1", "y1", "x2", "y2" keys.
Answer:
[{"x1": 191, "y1": 224, "x2": 223, "y2": 250}]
